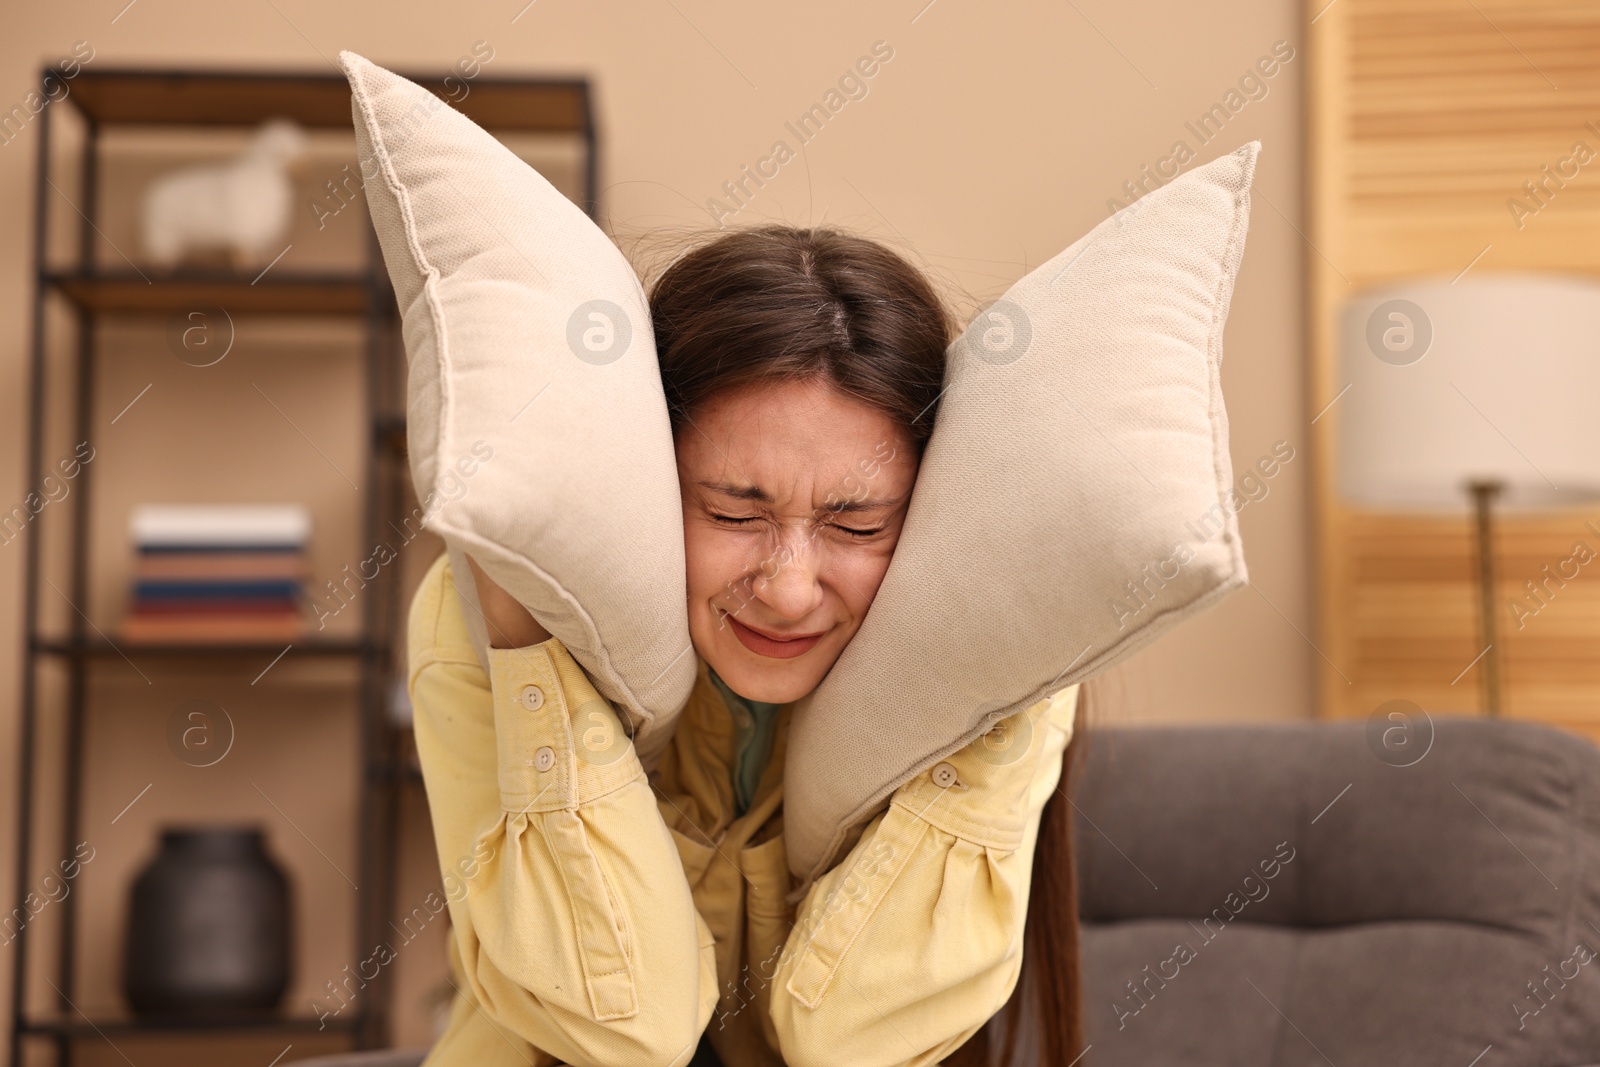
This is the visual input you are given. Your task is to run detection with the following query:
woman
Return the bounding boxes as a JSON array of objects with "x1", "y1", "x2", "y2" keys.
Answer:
[{"x1": 408, "y1": 224, "x2": 1085, "y2": 1067}]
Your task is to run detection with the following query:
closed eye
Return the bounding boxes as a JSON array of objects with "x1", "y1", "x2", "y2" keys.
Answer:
[{"x1": 711, "y1": 512, "x2": 883, "y2": 538}]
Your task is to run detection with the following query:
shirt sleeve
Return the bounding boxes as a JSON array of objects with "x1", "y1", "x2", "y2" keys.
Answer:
[
  {"x1": 407, "y1": 554, "x2": 718, "y2": 1067},
  {"x1": 767, "y1": 685, "x2": 1079, "y2": 1067}
]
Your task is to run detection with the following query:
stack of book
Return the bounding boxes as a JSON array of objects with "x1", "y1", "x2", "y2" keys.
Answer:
[{"x1": 123, "y1": 504, "x2": 310, "y2": 644}]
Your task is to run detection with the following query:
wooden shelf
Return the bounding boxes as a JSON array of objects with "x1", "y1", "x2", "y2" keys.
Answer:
[
  {"x1": 56, "y1": 66, "x2": 592, "y2": 134},
  {"x1": 20, "y1": 1010, "x2": 363, "y2": 1037},
  {"x1": 375, "y1": 414, "x2": 408, "y2": 456},
  {"x1": 369, "y1": 761, "x2": 425, "y2": 785},
  {"x1": 14, "y1": 61, "x2": 600, "y2": 1064},
  {"x1": 32, "y1": 637, "x2": 373, "y2": 660},
  {"x1": 45, "y1": 270, "x2": 375, "y2": 316}
]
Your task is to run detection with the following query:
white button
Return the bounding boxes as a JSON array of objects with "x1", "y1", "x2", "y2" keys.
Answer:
[
  {"x1": 931, "y1": 762, "x2": 959, "y2": 788},
  {"x1": 533, "y1": 746, "x2": 555, "y2": 772},
  {"x1": 519, "y1": 685, "x2": 545, "y2": 711}
]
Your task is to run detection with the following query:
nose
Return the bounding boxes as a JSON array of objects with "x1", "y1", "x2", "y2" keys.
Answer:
[{"x1": 747, "y1": 521, "x2": 825, "y2": 621}]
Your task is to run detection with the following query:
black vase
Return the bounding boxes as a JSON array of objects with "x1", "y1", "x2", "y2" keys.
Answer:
[{"x1": 123, "y1": 826, "x2": 292, "y2": 1017}]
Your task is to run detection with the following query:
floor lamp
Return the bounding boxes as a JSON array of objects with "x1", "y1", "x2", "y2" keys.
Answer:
[{"x1": 1337, "y1": 273, "x2": 1600, "y2": 717}]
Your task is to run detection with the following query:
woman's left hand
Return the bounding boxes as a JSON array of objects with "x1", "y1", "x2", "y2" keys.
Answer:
[{"x1": 463, "y1": 554, "x2": 553, "y2": 649}]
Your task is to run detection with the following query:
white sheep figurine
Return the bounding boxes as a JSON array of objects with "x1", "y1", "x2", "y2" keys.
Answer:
[{"x1": 141, "y1": 118, "x2": 308, "y2": 271}]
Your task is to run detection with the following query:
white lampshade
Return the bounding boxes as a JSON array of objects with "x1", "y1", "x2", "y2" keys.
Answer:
[{"x1": 1337, "y1": 272, "x2": 1600, "y2": 511}]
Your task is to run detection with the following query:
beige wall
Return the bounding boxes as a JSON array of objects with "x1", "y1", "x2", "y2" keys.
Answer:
[{"x1": 0, "y1": 0, "x2": 1307, "y2": 1060}]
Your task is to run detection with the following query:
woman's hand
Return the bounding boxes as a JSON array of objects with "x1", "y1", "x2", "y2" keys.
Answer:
[{"x1": 464, "y1": 554, "x2": 553, "y2": 649}]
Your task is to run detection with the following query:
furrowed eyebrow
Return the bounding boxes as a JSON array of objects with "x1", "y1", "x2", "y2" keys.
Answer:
[
  {"x1": 697, "y1": 480, "x2": 901, "y2": 515},
  {"x1": 818, "y1": 497, "x2": 900, "y2": 516},
  {"x1": 698, "y1": 480, "x2": 772, "y2": 503}
]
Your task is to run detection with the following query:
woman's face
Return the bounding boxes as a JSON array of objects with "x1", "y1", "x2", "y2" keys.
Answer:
[{"x1": 676, "y1": 377, "x2": 919, "y2": 704}]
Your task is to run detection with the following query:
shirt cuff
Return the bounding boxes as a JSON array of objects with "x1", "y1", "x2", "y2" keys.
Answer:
[
  {"x1": 487, "y1": 636, "x2": 646, "y2": 814},
  {"x1": 889, "y1": 685, "x2": 1076, "y2": 851}
]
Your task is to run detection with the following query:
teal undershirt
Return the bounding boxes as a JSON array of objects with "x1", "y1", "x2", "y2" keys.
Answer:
[{"x1": 705, "y1": 667, "x2": 785, "y2": 817}]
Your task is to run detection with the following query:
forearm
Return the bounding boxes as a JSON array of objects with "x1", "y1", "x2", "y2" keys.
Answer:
[
  {"x1": 768, "y1": 689, "x2": 1075, "y2": 1067},
  {"x1": 411, "y1": 580, "x2": 714, "y2": 1066},
  {"x1": 463, "y1": 553, "x2": 552, "y2": 648}
]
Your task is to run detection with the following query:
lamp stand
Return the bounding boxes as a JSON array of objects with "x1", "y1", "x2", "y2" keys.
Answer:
[{"x1": 1468, "y1": 479, "x2": 1504, "y2": 717}]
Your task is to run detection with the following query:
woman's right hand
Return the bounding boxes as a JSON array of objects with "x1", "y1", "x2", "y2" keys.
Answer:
[{"x1": 463, "y1": 554, "x2": 553, "y2": 649}]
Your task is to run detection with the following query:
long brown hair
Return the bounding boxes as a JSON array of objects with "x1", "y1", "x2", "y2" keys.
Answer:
[{"x1": 646, "y1": 223, "x2": 1085, "y2": 1065}]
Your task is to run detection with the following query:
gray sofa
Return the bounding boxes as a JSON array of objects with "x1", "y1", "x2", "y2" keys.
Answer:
[
  {"x1": 1076, "y1": 716, "x2": 1600, "y2": 1066},
  {"x1": 301, "y1": 717, "x2": 1600, "y2": 1066}
]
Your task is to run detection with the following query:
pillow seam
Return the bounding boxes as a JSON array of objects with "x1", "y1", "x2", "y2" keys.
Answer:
[
  {"x1": 1202, "y1": 150, "x2": 1255, "y2": 577},
  {"x1": 348, "y1": 60, "x2": 457, "y2": 508}
]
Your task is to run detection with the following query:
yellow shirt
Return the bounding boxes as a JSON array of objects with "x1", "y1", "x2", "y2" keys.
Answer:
[{"x1": 408, "y1": 552, "x2": 1077, "y2": 1067}]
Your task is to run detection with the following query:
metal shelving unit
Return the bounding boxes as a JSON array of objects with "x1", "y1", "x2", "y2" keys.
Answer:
[{"x1": 10, "y1": 64, "x2": 598, "y2": 1066}]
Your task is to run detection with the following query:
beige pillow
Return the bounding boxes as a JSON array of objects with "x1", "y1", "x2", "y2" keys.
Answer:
[
  {"x1": 784, "y1": 143, "x2": 1260, "y2": 889},
  {"x1": 340, "y1": 52, "x2": 696, "y2": 769}
]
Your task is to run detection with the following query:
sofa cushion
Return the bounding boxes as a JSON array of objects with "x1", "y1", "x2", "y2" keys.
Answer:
[{"x1": 1074, "y1": 718, "x2": 1600, "y2": 1065}]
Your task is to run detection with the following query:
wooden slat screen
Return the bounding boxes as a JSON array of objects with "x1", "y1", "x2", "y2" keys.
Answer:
[{"x1": 1309, "y1": 0, "x2": 1600, "y2": 743}]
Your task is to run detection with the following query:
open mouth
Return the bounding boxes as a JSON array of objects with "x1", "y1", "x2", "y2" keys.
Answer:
[{"x1": 721, "y1": 610, "x2": 824, "y2": 659}]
